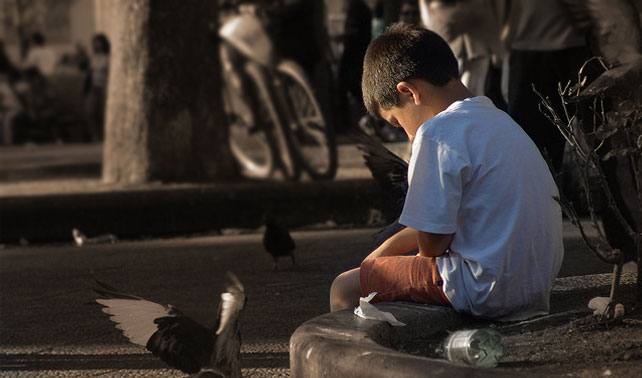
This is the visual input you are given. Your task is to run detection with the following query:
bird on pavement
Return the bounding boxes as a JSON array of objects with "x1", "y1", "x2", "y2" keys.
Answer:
[
  {"x1": 355, "y1": 133, "x2": 409, "y2": 248},
  {"x1": 262, "y1": 216, "x2": 296, "y2": 270},
  {"x1": 95, "y1": 272, "x2": 246, "y2": 378}
]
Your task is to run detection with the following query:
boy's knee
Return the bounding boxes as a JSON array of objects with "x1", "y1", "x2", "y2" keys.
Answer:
[
  {"x1": 329, "y1": 270, "x2": 360, "y2": 312},
  {"x1": 329, "y1": 274, "x2": 345, "y2": 312}
]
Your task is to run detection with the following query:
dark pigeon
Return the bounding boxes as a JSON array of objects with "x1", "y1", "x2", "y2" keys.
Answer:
[
  {"x1": 355, "y1": 133, "x2": 410, "y2": 248},
  {"x1": 262, "y1": 216, "x2": 296, "y2": 269},
  {"x1": 355, "y1": 133, "x2": 409, "y2": 218},
  {"x1": 95, "y1": 272, "x2": 246, "y2": 377}
]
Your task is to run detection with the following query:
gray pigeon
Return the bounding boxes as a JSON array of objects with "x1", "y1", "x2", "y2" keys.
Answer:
[{"x1": 95, "y1": 272, "x2": 246, "y2": 377}]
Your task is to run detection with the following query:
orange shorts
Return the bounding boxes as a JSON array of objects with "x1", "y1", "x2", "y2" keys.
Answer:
[{"x1": 360, "y1": 255, "x2": 451, "y2": 307}]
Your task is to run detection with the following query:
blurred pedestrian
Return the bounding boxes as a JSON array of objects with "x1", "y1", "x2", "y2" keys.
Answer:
[
  {"x1": 339, "y1": 0, "x2": 372, "y2": 111},
  {"x1": 419, "y1": 0, "x2": 507, "y2": 109},
  {"x1": 371, "y1": 1, "x2": 386, "y2": 40},
  {"x1": 22, "y1": 32, "x2": 56, "y2": 77},
  {"x1": 1, "y1": 40, "x2": 27, "y2": 145},
  {"x1": 265, "y1": 0, "x2": 345, "y2": 136},
  {"x1": 398, "y1": 0, "x2": 421, "y2": 25},
  {"x1": 84, "y1": 33, "x2": 110, "y2": 142},
  {"x1": 506, "y1": 0, "x2": 591, "y2": 170},
  {"x1": 19, "y1": 32, "x2": 54, "y2": 137}
]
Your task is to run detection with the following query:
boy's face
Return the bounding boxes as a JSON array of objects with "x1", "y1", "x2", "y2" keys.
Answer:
[
  {"x1": 378, "y1": 78, "x2": 450, "y2": 140},
  {"x1": 379, "y1": 101, "x2": 429, "y2": 142}
]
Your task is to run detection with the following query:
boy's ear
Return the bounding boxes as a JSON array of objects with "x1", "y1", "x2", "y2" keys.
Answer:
[{"x1": 396, "y1": 81, "x2": 421, "y2": 106}]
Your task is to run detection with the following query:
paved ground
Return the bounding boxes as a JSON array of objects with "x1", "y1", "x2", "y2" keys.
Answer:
[
  {"x1": 0, "y1": 141, "x2": 634, "y2": 377},
  {"x1": 0, "y1": 219, "x2": 623, "y2": 378},
  {"x1": 0, "y1": 228, "x2": 372, "y2": 377}
]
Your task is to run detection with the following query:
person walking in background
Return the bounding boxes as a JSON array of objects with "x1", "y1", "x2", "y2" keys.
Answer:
[
  {"x1": 1, "y1": 40, "x2": 27, "y2": 145},
  {"x1": 371, "y1": 1, "x2": 386, "y2": 40},
  {"x1": 506, "y1": 0, "x2": 591, "y2": 171},
  {"x1": 339, "y1": 0, "x2": 372, "y2": 113},
  {"x1": 84, "y1": 33, "x2": 110, "y2": 142},
  {"x1": 22, "y1": 32, "x2": 56, "y2": 77},
  {"x1": 418, "y1": 0, "x2": 507, "y2": 110},
  {"x1": 21, "y1": 32, "x2": 55, "y2": 124},
  {"x1": 398, "y1": 0, "x2": 421, "y2": 25}
]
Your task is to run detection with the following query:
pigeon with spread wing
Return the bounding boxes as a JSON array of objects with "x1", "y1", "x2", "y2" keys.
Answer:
[
  {"x1": 95, "y1": 272, "x2": 246, "y2": 377},
  {"x1": 355, "y1": 133, "x2": 410, "y2": 248}
]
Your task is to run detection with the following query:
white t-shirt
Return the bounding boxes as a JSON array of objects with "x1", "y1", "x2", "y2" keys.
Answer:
[
  {"x1": 399, "y1": 96, "x2": 563, "y2": 321},
  {"x1": 23, "y1": 46, "x2": 57, "y2": 76}
]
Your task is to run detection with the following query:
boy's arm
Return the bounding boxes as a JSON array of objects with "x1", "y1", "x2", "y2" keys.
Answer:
[
  {"x1": 364, "y1": 227, "x2": 454, "y2": 260},
  {"x1": 417, "y1": 231, "x2": 453, "y2": 257},
  {"x1": 364, "y1": 226, "x2": 420, "y2": 260}
]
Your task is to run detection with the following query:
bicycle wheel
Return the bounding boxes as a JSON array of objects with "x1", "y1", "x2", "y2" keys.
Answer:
[
  {"x1": 244, "y1": 61, "x2": 300, "y2": 181},
  {"x1": 277, "y1": 60, "x2": 338, "y2": 180},
  {"x1": 223, "y1": 73, "x2": 274, "y2": 179}
]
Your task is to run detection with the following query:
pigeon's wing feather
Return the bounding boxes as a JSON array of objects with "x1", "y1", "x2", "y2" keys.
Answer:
[
  {"x1": 215, "y1": 272, "x2": 246, "y2": 335},
  {"x1": 355, "y1": 133, "x2": 409, "y2": 217},
  {"x1": 213, "y1": 272, "x2": 247, "y2": 375},
  {"x1": 95, "y1": 282, "x2": 181, "y2": 346},
  {"x1": 95, "y1": 281, "x2": 214, "y2": 374},
  {"x1": 147, "y1": 316, "x2": 214, "y2": 374}
]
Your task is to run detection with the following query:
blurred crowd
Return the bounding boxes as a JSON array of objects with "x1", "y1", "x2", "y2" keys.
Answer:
[
  {"x1": 0, "y1": 31, "x2": 110, "y2": 146},
  {"x1": 1, "y1": 0, "x2": 640, "y2": 154},
  {"x1": 342, "y1": 0, "x2": 642, "y2": 162}
]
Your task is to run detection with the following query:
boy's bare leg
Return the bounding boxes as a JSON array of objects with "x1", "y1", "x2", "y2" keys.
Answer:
[{"x1": 330, "y1": 267, "x2": 361, "y2": 312}]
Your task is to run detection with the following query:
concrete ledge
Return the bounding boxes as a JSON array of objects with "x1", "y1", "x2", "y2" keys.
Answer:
[
  {"x1": 0, "y1": 179, "x2": 389, "y2": 242},
  {"x1": 290, "y1": 273, "x2": 642, "y2": 378},
  {"x1": 290, "y1": 302, "x2": 544, "y2": 378}
]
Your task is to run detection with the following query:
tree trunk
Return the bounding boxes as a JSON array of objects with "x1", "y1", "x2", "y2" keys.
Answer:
[{"x1": 103, "y1": 0, "x2": 237, "y2": 184}]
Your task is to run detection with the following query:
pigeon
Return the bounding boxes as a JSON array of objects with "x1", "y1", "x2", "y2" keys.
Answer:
[
  {"x1": 355, "y1": 133, "x2": 409, "y2": 218},
  {"x1": 355, "y1": 133, "x2": 409, "y2": 248},
  {"x1": 95, "y1": 272, "x2": 246, "y2": 377},
  {"x1": 262, "y1": 216, "x2": 296, "y2": 270}
]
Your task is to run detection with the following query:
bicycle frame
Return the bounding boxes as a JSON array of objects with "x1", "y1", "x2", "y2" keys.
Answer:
[
  {"x1": 219, "y1": 7, "x2": 300, "y2": 180},
  {"x1": 218, "y1": 4, "x2": 337, "y2": 181}
]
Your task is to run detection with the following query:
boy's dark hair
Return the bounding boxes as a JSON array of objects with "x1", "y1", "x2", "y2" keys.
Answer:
[{"x1": 361, "y1": 23, "x2": 459, "y2": 117}]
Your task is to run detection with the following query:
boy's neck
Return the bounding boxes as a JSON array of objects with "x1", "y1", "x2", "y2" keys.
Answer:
[{"x1": 427, "y1": 79, "x2": 475, "y2": 117}]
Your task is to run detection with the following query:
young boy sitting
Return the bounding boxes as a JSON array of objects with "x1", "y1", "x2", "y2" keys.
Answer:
[{"x1": 330, "y1": 23, "x2": 564, "y2": 321}]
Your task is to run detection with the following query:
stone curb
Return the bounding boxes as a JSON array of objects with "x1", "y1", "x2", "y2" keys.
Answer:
[
  {"x1": 290, "y1": 272, "x2": 640, "y2": 378},
  {"x1": 289, "y1": 302, "x2": 547, "y2": 378},
  {"x1": 0, "y1": 179, "x2": 387, "y2": 243}
]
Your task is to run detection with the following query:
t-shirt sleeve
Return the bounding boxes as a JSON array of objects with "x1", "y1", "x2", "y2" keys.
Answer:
[{"x1": 399, "y1": 135, "x2": 465, "y2": 234}]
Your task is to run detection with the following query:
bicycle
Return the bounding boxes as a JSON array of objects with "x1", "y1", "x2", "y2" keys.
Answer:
[{"x1": 218, "y1": 2, "x2": 338, "y2": 181}]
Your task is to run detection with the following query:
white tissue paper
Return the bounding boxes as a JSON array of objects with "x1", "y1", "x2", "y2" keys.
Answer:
[{"x1": 353, "y1": 292, "x2": 406, "y2": 326}]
